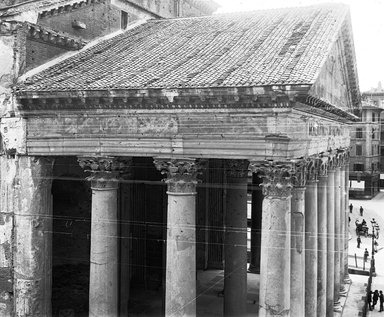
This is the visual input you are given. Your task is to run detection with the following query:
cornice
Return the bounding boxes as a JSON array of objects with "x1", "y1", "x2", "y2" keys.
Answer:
[
  {"x1": 17, "y1": 95, "x2": 293, "y2": 112},
  {"x1": 295, "y1": 94, "x2": 359, "y2": 122},
  {"x1": 0, "y1": 0, "x2": 103, "y2": 18},
  {"x1": 26, "y1": 22, "x2": 87, "y2": 50},
  {"x1": 38, "y1": 0, "x2": 102, "y2": 20}
]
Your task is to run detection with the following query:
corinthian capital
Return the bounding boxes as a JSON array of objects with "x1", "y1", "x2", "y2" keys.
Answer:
[
  {"x1": 249, "y1": 160, "x2": 293, "y2": 197},
  {"x1": 78, "y1": 156, "x2": 132, "y2": 189},
  {"x1": 154, "y1": 158, "x2": 204, "y2": 193}
]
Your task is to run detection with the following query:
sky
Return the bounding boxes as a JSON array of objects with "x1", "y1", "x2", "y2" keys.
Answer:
[{"x1": 213, "y1": 0, "x2": 384, "y2": 93}]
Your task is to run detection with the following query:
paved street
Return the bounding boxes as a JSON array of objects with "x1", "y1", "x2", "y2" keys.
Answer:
[{"x1": 343, "y1": 192, "x2": 384, "y2": 316}]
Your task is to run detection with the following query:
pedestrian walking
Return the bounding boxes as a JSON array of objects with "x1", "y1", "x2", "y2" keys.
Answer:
[
  {"x1": 349, "y1": 203, "x2": 353, "y2": 213},
  {"x1": 364, "y1": 248, "x2": 369, "y2": 262},
  {"x1": 368, "y1": 290, "x2": 373, "y2": 311},
  {"x1": 360, "y1": 206, "x2": 364, "y2": 216},
  {"x1": 373, "y1": 290, "x2": 379, "y2": 310},
  {"x1": 357, "y1": 236, "x2": 361, "y2": 248},
  {"x1": 379, "y1": 290, "x2": 384, "y2": 312}
]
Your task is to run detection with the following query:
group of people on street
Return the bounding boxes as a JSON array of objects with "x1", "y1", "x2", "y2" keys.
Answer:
[
  {"x1": 368, "y1": 290, "x2": 384, "y2": 311},
  {"x1": 350, "y1": 203, "x2": 364, "y2": 216}
]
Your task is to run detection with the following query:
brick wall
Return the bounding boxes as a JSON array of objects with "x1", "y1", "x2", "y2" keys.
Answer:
[
  {"x1": 26, "y1": 39, "x2": 72, "y2": 71},
  {"x1": 38, "y1": 1, "x2": 121, "y2": 41}
]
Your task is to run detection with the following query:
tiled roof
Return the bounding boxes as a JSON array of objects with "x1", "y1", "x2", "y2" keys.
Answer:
[{"x1": 18, "y1": 4, "x2": 349, "y2": 93}]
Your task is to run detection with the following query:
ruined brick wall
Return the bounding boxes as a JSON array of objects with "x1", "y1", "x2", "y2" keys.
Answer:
[
  {"x1": 25, "y1": 39, "x2": 72, "y2": 71},
  {"x1": 37, "y1": 1, "x2": 121, "y2": 41}
]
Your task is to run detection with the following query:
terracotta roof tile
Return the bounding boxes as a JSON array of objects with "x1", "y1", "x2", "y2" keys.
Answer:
[{"x1": 18, "y1": 3, "x2": 349, "y2": 93}]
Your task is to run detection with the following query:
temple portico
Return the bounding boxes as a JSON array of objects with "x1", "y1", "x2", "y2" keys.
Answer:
[{"x1": 0, "y1": 4, "x2": 361, "y2": 316}]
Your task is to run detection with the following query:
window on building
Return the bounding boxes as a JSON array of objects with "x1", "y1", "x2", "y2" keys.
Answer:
[
  {"x1": 372, "y1": 128, "x2": 376, "y2": 139},
  {"x1": 372, "y1": 163, "x2": 375, "y2": 171},
  {"x1": 372, "y1": 113, "x2": 376, "y2": 122},
  {"x1": 356, "y1": 128, "x2": 363, "y2": 138},
  {"x1": 356, "y1": 144, "x2": 362, "y2": 156},
  {"x1": 353, "y1": 164, "x2": 364, "y2": 172},
  {"x1": 121, "y1": 11, "x2": 129, "y2": 29}
]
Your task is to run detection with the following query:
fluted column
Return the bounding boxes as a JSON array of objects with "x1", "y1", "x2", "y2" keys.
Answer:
[
  {"x1": 14, "y1": 156, "x2": 54, "y2": 317},
  {"x1": 317, "y1": 159, "x2": 328, "y2": 316},
  {"x1": 305, "y1": 163, "x2": 318, "y2": 317},
  {"x1": 79, "y1": 157, "x2": 131, "y2": 317},
  {"x1": 251, "y1": 161, "x2": 292, "y2": 317},
  {"x1": 326, "y1": 168, "x2": 335, "y2": 316},
  {"x1": 334, "y1": 166, "x2": 342, "y2": 310},
  {"x1": 223, "y1": 160, "x2": 249, "y2": 316},
  {"x1": 154, "y1": 158, "x2": 201, "y2": 317}
]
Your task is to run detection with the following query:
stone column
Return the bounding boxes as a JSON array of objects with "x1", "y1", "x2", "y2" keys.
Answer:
[
  {"x1": 334, "y1": 166, "x2": 342, "y2": 311},
  {"x1": 317, "y1": 164, "x2": 328, "y2": 317},
  {"x1": 249, "y1": 173, "x2": 263, "y2": 274},
  {"x1": 326, "y1": 168, "x2": 335, "y2": 317},
  {"x1": 79, "y1": 157, "x2": 130, "y2": 317},
  {"x1": 251, "y1": 161, "x2": 292, "y2": 317},
  {"x1": 290, "y1": 184, "x2": 305, "y2": 317},
  {"x1": 339, "y1": 165, "x2": 347, "y2": 296},
  {"x1": 154, "y1": 158, "x2": 200, "y2": 317},
  {"x1": 305, "y1": 172, "x2": 318, "y2": 317},
  {"x1": 13, "y1": 156, "x2": 54, "y2": 317},
  {"x1": 223, "y1": 160, "x2": 249, "y2": 316},
  {"x1": 344, "y1": 158, "x2": 351, "y2": 284}
]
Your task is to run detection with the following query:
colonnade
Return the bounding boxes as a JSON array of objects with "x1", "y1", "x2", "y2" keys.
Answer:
[
  {"x1": 9, "y1": 149, "x2": 351, "y2": 316},
  {"x1": 253, "y1": 151, "x2": 350, "y2": 316}
]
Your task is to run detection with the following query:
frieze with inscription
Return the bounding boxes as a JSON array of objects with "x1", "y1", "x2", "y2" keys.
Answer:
[{"x1": 27, "y1": 115, "x2": 178, "y2": 137}]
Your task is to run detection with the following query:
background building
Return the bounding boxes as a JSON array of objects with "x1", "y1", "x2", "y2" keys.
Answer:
[
  {"x1": 362, "y1": 83, "x2": 384, "y2": 188},
  {"x1": 349, "y1": 100, "x2": 382, "y2": 198}
]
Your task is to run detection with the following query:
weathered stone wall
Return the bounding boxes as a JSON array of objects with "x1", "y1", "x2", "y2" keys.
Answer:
[
  {"x1": 0, "y1": 23, "x2": 27, "y2": 117},
  {"x1": 0, "y1": 157, "x2": 17, "y2": 317}
]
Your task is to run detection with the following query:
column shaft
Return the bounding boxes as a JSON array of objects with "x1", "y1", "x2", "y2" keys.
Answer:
[
  {"x1": 89, "y1": 181, "x2": 119, "y2": 317},
  {"x1": 224, "y1": 169, "x2": 248, "y2": 316},
  {"x1": 290, "y1": 187, "x2": 305, "y2": 316},
  {"x1": 339, "y1": 168, "x2": 346, "y2": 289},
  {"x1": 14, "y1": 156, "x2": 54, "y2": 317},
  {"x1": 259, "y1": 189, "x2": 291, "y2": 316},
  {"x1": 317, "y1": 175, "x2": 327, "y2": 316},
  {"x1": 344, "y1": 165, "x2": 351, "y2": 282},
  {"x1": 326, "y1": 170, "x2": 335, "y2": 316},
  {"x1": 305, "y1": 179, "x2": 318, "y2": 317},
  {"x1": 166, "y1": 192, "x2": 196, "y2": 316},
  {"x1": 154, "y1": 158, "x2": 199, "y2": 317},
  {"x1": 334, "y1": 167, "x2": 341, "y2": 303}
]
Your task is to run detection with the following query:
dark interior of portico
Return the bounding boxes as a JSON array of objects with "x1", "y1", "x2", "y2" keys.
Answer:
[{"x1": 50, "y1": 157, "x2": 262, "y2": 316}]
